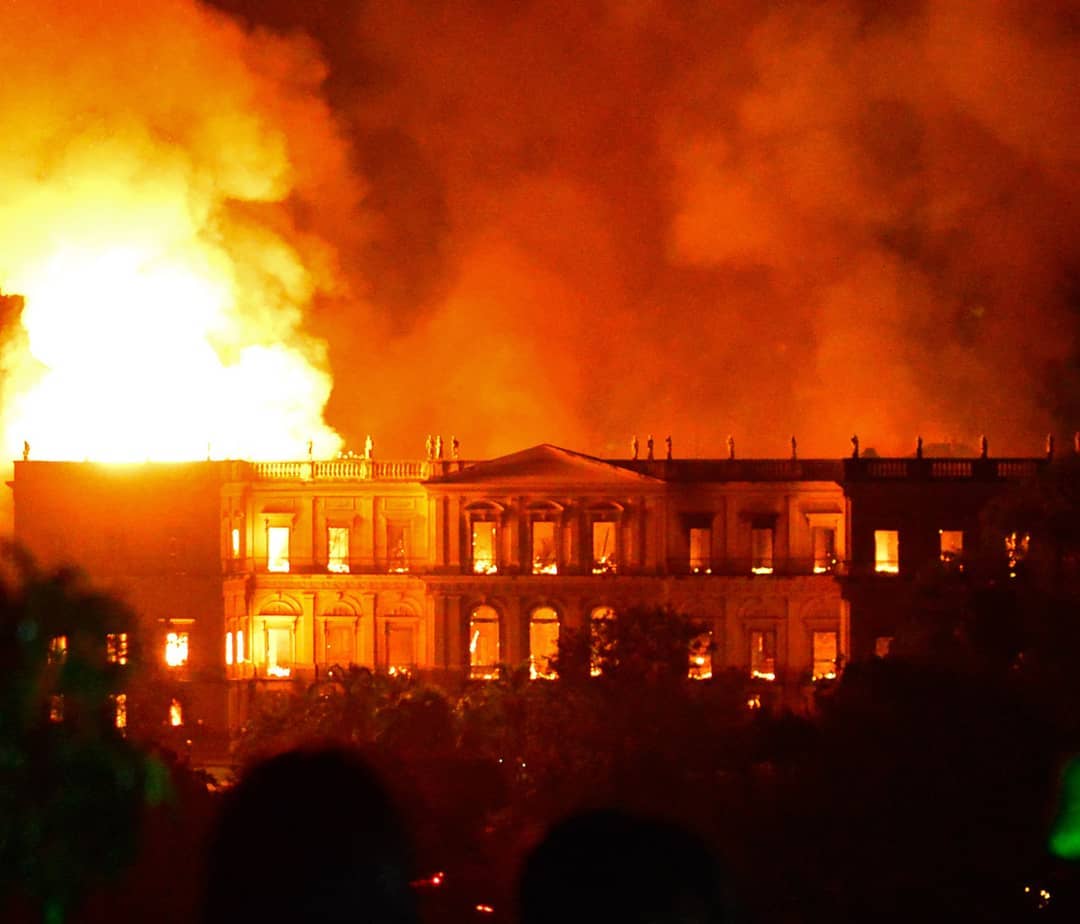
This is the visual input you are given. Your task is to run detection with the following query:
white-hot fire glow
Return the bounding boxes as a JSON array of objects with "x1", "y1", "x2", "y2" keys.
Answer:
[{"x1": 0, "y1": 0, "x2": 347, "y2": 464}]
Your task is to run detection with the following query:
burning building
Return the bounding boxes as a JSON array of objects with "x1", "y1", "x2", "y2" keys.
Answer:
[{"x1": 9, "y1": 441, "x2": 1050, "y2": 752}]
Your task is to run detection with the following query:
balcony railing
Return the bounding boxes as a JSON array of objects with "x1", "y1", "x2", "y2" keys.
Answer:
[{"x1": 241, "y1": 459, "x2": 436, "y2": 482}]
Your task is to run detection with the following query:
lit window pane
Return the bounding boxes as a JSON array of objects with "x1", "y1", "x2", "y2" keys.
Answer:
[
  {"x1": 689, "y1": 631, "x2": 712, "y2": 680},
  {"x1": 113, "y1": 693, "x2": 127, "y2": 731},
  {"x1": 106, "y1": 632, "x2": 128, "y2": 665},
  {"x1": 1005, "y1": 531, "x2": 1030, "y2": 576},
  {"x1": 231, "y1": 527, "x2": 240, "y2": 559},
  {"x1": 266, "y1": 627, "x2": 292, "y2": 677},
  {"x1": 469, "y1": 606, "x2": 500, "y2": 679},
  {"x1": 328, "y1": 526, "x2": 350, "y2": 573},
  {"x1": 590, "y1": 607, "x2": 615, "y2": 677},
  {"x1": 750, "y1": 629, "x2": 776, "y2": 681},
  {"x1": 939, "y1": 530, "x2": 963, "y2": 565},
  {"x1": 48, "y1": 635, "x2": 67, "y2": 664},
  {"x1": 472, "y1": 521, "x2": 497, "y2": 574},
  {"x1": 874, "y1": 530, "x2": 899, "y2": 573},
  {"x1": 875, "y1": 636, "x2": 893, "y2": 658},
  {"x1": 165, "y1": 631, "x2": 189, "y2": 667},
  {"x1": 690, "y1": 528, "x2": 710, "y2": 573},
  {"x1": 226, "y1": 631, "x2": 233, "y2": 666},
  {"x1": 812, "y1": 630, "x2": 838, "y2": 680},
  {"x1": 529, "y1": 608, "x2": 559, "y2": 679},
  {"x1": 388, "y1": 524, "x2": 409, "y2": 573},
  {"x1": 268, "y1": 526, "x2": 290, "y2": 573},
  {"x1": 751, "y1": 528, "x2": 774, "y2": 574},
  {"x1": 169, "y1": 698, "x2": 183, "y2": 727},
  {"x1": 591, "y1": 522, "x2": 617, "y2": 574},
  {"x1": 50, "y1": 694, "x2": 64, "y2": 723},
  {"x1": 236, "y1": 629, "x2": 245, "y2": 663},
  {"x1": 812, "y1": 527, "x2": 836, "y2": 573},
  {"x1": 531, "y1": 521, "x2": 557, "y2": 574}
]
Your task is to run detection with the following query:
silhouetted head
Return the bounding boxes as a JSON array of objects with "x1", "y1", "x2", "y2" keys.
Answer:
[
  {"x1": 519, "y1": 809, "x2": 736, "y2": 924},
  {"x1": 203, "y1": 747, "x2": 416, "y2": 924}
]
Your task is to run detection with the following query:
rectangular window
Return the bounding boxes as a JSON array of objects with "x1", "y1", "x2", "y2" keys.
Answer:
[
  {"x1": 50, "y1": 694, "x2": 64, "y2": 723},
  {"x1": 106, "y1": 632, "x2": 128, "y2": 665},
  {"x1": 874, "y1": 530, "x2": 899, "y2": 573},
  {"x1": 225, "y1": 631, "x2": 233, "y2": 666},
  {"x1": 689, "y1": 631, "x2": 713, "y2": 680},
  {"x1": 472, "y1": 521, "x2": 498, "y2": 574},
  {"x1": 266, "y1": 627, "x2": 292, "y2": 678},
  {"x1": 326, "y1": 624, "x2": 355, "y2": 665},
  {"x1": 230, "y1": 527, "x2": 240, "y2": 559},
  {"x1": 386, "y1": 625, "x2": 417, "y2": 675},
  {"x1": 267, "y1": 526, "x2": 290, "y2": 573},
  {"x1": 328, "y1": 526, "x2": 350, "y2": 573},
  {"x1": 236, "y1": 629, "x2": 245, "y2": 664},
  {"x1": 165, "y1": 631, "x2": 189, "y2": 668},
  {"x1": 750, "y1": 629, "x2": 777, "y2": 680},
  {"x1": 169, "y1": 698, "x2": 183, "y2": 727},
  {"x1": 939, "y1": 530, "x2": 963, "y2": 566},
  {"x1": 591, "y1": 521, "x2": 617, "y2": 574},
  {"x1": 48, "y1": 635, "x2": 67, "y2": 664},
  {"x1": 812, "y1": 527, "x2": 836, "y2": 573},
  {"x1": 689, "y1": 527, "x2": 711, "y2": 574},
  {"x1": 112, "y1": 693, "x2": 127, "y2": 731},
  {"x1": 387, "y1": 524, "x2": 409, "y2": 573},
  {"x1": 529, "y1": 609, "x2": 560, "y2": 680},
  {"x1": 875, "y1": 636, "x2": 893, "y2": 658},
  {"x1": 469, "y1": 615, "x2": 500, "y2": 680},
  {"x1": 812, "y1": 630, "x2": 838, "y2": 681},
  {"x1": 531, "y1": 521, "x2": 558, "y2": 575},
  {"x1": 751, "y1": 527, "x2": 774, "y2": 574}
]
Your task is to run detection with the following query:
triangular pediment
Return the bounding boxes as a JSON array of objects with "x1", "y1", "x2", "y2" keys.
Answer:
[{"x1": 428, "y1": 444, "x2": 662, "y2": 487}]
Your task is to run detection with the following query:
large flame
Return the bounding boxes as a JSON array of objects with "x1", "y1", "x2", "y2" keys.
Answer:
[{"x1": 0, "y1": 0, "x2": 347, "y2": 462}]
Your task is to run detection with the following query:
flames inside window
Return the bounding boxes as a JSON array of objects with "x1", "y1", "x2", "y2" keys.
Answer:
[
  {"x1": 875, "y1": 636, "x2": 893, "y2": 658},
  {"x1": 169, "y1": 698, "x2": 183, "y2": 727},
  {"x1": 750, "y1": 629, "x2": 777, "y2": 681},
  {"x1": 874, "y1": 530, "x2": 899, "y2": 573},
  {"x1": 590, "y1": 606, "x2": 615, "y2": 677},
  {"x1": 1006, "y1": 531, "x2": 1030, "y2": 577},
  {"x1": 472, "y1": 521, "x2": 497, "y2": 574},
  {"x1": 266, "y1": 627, "x2": 292, "y2": 677},
  {"x1": 751, "y1": 527, "x2": 774, "y2": 574},
  {"x1": 328, "y1": 526, "x2": 350, "y2": 573},
  {"x1": 529, "y1": 607, "x2": 559, "y2": 680},
  {"x1": 226, "y1": 631, "x2": 233, "y2": 666},
  {"x1": 469, "y1": 606, "x2": 500, "y2": 679},
  {"x1": 385, "y1": 624, "x2": 417, "y2": 675},
  {"x1": 812, "y1": 630, "x2": 838, "y2": 681},
  {"x1": 267, "y1": 526, "x2": 290, "y2": 573},
  {"x1": 531, "y1": 521, "x2": 558, "y2": 574},
  {"x1": 690, "y1": 527, "x2": 711, "y2": 574},
  {"x1": 591, "y1": 521, "x2": 617, "y2": 574},
  {"x1": 106, "y1": 632, "x2": 128, "y2": 665},
  {"x1": 812, "y1": 526, "x2": 836, "y2": 573},
  {"x1": 48, "y1": 635, "x2": 67, "y2": 664},
  {"x1": 230, "y1": 527, "x2": 240, "y2": 559},
  {"x1": 939, "y1": 529, "x2": 964, "y2": 567},
  {"x1": 165, "y1": 631, "x2": 189, "y2": 667},
  {"x1": 387, "y1": 524, "x2": 409, "y2": 573},
  {"x1": 113, "y1": 693, "x2": 127, "y2": 731},
  {"x1": 689, "y1": 631, "x2": 713, "y2": 680},
  {"x1": 236, "y1": 629, "x2": 245, "y2": 664}
]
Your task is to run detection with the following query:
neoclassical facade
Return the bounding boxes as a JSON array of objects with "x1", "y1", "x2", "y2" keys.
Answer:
[{"x1": 11, "y1": 443, "x2": 1045, "y2": 747}]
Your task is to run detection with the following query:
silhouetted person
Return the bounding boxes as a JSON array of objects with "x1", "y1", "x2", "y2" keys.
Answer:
[
  {"x1": 202, "y1": 747, "x2": 417, "y2": 924},
  {"x1": 519, "y1": 809, "x2": 737, "y2": 924}
]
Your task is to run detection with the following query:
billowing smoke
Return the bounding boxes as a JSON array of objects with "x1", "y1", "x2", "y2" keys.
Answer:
[
  {"x1": 3, "y1": 0, "x2": 1078, "y2": 462},
  {"x1": 0, "y1": 0, "x2": 364, "y2": 461}
]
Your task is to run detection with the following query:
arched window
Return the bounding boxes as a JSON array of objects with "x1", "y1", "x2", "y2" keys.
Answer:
[
  {"x1": 529, "y1": 607, "x2": 560, "y2": 680},
  {"x1": 469, "y1": 605, "x2": 500, "y2": 680},
  {"x1": 259, "y1": 599, "x2": 299, "y2": 678},
  {"x1": 589, "y1": 606, "x2": 616, "y2": 677}
]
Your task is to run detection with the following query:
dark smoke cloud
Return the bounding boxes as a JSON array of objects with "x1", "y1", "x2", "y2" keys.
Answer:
[{"x1": 218, "y1": 0, "x2": 1080, "y2": 456}]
